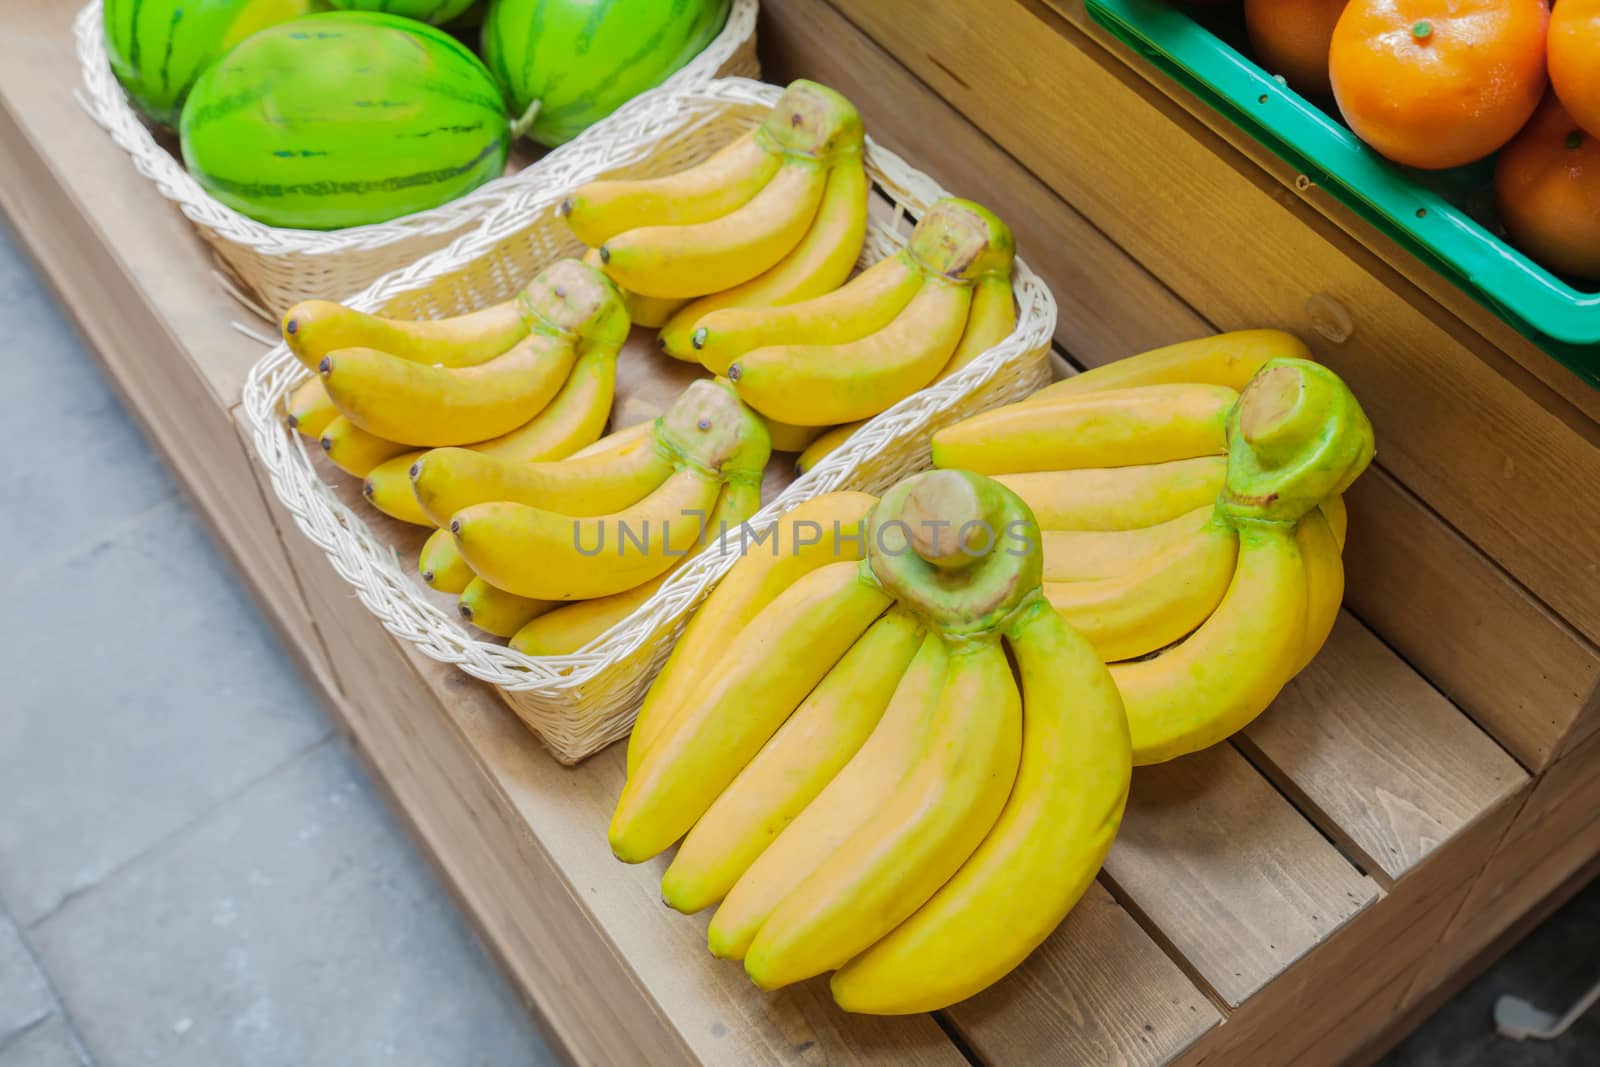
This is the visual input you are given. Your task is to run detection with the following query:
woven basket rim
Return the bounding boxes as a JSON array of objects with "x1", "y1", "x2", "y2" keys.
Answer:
[
  {"x1": 240, "y1": 77, "x2": 1059, "y2": 699},
  {"x1": 74, "y1": 0, "x2": 760, "y2": 256}
]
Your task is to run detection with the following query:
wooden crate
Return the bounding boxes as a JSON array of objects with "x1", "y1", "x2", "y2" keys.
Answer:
[{"x1": 3, "y1": 0, "x2": 1597, "y2": 1063}]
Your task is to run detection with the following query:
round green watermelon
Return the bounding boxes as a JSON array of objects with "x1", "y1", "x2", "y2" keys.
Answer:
[
  {"x1": 325, "y1": 0, "x2": 480, "y2": 25},
  {"x1": 103, "y1": 0, "x2": 318, "y2": 127},
  {"x1": 482, "y1": 0, "x2": 731, "y2": 147},
  {"x1": 180, "y1": 11, "x2": 511, "y2": 230}
]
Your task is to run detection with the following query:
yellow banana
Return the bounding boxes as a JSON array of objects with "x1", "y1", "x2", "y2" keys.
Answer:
[
  {"x1": 285, "y1": 377, "x2": 337, "y2": 438},
  {"x1": 282, "y1": 297, "x2": 528, "y2": 371},
  {"x1": 508, "y1": 479, "x2": 762, "y2": 658},
  {"x1": 318, "y1": 416, "x2": 411, "y2": 478},
  {"x1": 599, "y1": 159, "x2": 830, "y2": 299},
  {"x1": 1114, "y1": 521, "x2": 1308, "y2": 765},
  {"x1": 729, "y1": 275, "x2": 972, "y2": 425},
  {"x1": 931, "y1": 383, "x2": 1237, "y2": 475},
  {"x1": 763, "y1": 418, "x2": 824, "y2": 453},
  {"x1": 1040, "y1": 505, "x2": 1215, "y2": 582},
  {"x1": 410, "y1": 436, "x2": 674, "y2": 527},
  {"x1": 935, "y1": 271, "x2": 1017, "y2": 382},
  {"x1": 450, "y1": 466, "x2": 721, "y2": 601},
  {"x1": 1044, "y1": 516, "x2": 1239, "y2": 662},
  {"x1": 995, "y1": 456, "x2": 1227, "y2": 531},
  {"x1": 1026, "y1": 329, "x2": 1312, "y2": 402},
  {"x1": 1321, "y1": 493, "x2": 1348, "y2": 552},
  {"x1": 794, "y1": 421, "x2": 859, "y2": 475},
  {"x1": 457, "y1": 577, "x2": 552, "y2": 639},
  {"x1": 570, "y1": 420, "x2": 651, "y2": 460},
  {"x1": 628, "y1": 490, "x2": 877, "y2": 775},
  {"x1": 470, "y1": 339, "x2": 619, "y2": 463},
  {"x1": 743, "y1": 637, "x2": 1023, "y2": 991},
  {"x1": 1296, "y1": 507, "x2": 1344, "y2": 672},
  {"x1": 831, "y1": 601, "x2": 1130, "y2": 1015},
  {"x1": 660, "y1": 609, "x2": 924, "y2": 915},
  {"x1": 319, "y1": 333, "x2": 578, "y2": 447},
  {"x1": 419, "y1": 527, "x2": 474, "y2": 594},
  {"x1": 707, "y1": 632, "x2": 950, "y2": 962},
  {"x1": 559, "y1": 130, "x2": 783, "y2": 246},
  {"x1": 362, "y1": 451, "x2": 430, "y2": 527},
  {"x1": 658, "y1": 152, "x2": 869, "y2": 361},
  {"x1": 609, "y1": 559, "x2": 894, "y2": 864},
  {"x1": 581, "y1": 248, "x2": 685, "y2": 329},
  {"x1": 689, "y1": 251, "x2": 923, "y2": 375}
]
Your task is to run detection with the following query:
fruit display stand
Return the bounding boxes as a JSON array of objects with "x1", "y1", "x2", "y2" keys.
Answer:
[{"x1": 2, "y1": 1, "x2": 1598, "y2": 1066}]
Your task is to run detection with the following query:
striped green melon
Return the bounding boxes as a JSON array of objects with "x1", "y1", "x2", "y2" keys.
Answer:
[
  {"x1": 483, "y1": 0, "x2": 731, "y2": 147},
  {"x1": 179, "y1": 11, "x2": 511, "y2": 230},
  {"x1": 326, "y1": 0, "x2": 479, "y2": 25},
  {"x1": 103, "y1": 0, "x2": 317, "y2": 127}
]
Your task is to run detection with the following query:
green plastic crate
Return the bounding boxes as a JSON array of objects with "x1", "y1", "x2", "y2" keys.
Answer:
[{"x1": 1086, "y1": 0, "x2": 1600, "y2": 388}]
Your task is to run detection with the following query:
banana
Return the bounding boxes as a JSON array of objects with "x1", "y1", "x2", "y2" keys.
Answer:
[
  {"x1": 1321, "y1": 494, "x2": 1347, "y2": 552},
  {"x1": 628, "y1": 490, "x2": 878, "y2": 775},
  {"x1": 931, "y1": 383, "x2": 1237, "y2": 475},
  {"x1": 707, "y1": 632, "x2": 949, "y2": 961},
  {"x1": 743, "y1": 637, "x2": 1023, "y2": 991},
  {"x1": 470, "y1": 337, "x2": 619, "y2": 463},
  {"x1": 658, "y1": 151, "x2": 869, "y2": 361},
  {"x1": 660, "y1": 609, "x2": 924, "y2": 915},
  {"x1": 795, "y1": 421, "x2": 859, "y2": 475},
  {"x1": 318, "y1": 416, "x2": 411, "y2": 478},
  {"x1": 995, "y1": 456, "x2": 1227, "y2": 531},
  {"x1": 419, "y1": 527, "x2": 475, "y2": 594},
  {"x1": 451, "y1": 380, "x2": 770, "y2": 601},
  {"x1": 689, "y1": 251, "x2": 923, "y2": 376},
  {"x1": 285, "y1": 377, "x2": 337, "y2": 438},
  {"x1": 457, "y1": 577, "x2": 552, "y2": 638},
  {"x1": 609, "y1": 559, "x2": 894, "y2": 864},
  {"x1": 1044, "y1": 515, "x2": 1239, "y2": 662},
  {"x1": 1296, "y1": 507, "x2": 1344, "y2": 672},
  {"x1": 560, "y1": 130, "x2": 783, "y2": 246},
  {"x1": 1026, "y1": 329, "x2": 1312, "y2": 402},
  {"x1": 410, "y1": 436, "x2": 674, "y2": 527},
  {"x1": 282, "y1": 297, "x2": 527, "y2": 371},
  {"x1": 831, "y1": 601, "x2": 1130, "y2": 1014},
  {"x1": 1041, "y1": 505, "x2": 1215, "y2": 582},
  {"x1": 570, "y1": 420, "x2": 652, "y2": 460},
  {"x1": 362, "y1": 451, "x2": 430, "y2": 526},
  {"x1": 763, "y1": 418, "x2": 824, "y2": 453},
  {"x1": 581, "y1": 248, "x2": 685, "y2": 329},
  {"x1": 935, "y1": 271, "x2": 1017, "y2": 382},
  {"x1": 1114, "y1": 521, "x2": 1306, "y2": 764},
  {"x1": 508, "y1": 479, "x2": 762, "y2": 657}
]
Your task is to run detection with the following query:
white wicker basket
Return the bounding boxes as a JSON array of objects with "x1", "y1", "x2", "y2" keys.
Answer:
[
  {"x1": 241, "y1": 78, "x2": 1057, "y2": 764},
  {"x1": 74, "y1": 0, "x2": 759, "y2": 316}
]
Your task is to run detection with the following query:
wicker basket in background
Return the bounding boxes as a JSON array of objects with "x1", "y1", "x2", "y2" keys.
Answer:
[
  {"x1": 74, "y1": 0, "x2": 759, "y2": 317},
  {"x1": 241, "y1": 78, "x2": 1058, "y2": 765}
]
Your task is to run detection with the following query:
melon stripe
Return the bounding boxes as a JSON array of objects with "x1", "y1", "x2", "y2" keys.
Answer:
[
  {"x1": 126, "y1": 0, "x2": 146, "y2": 73},
  {"x1": 198, "y1": 137, "x2": 505, "y2": 200}
]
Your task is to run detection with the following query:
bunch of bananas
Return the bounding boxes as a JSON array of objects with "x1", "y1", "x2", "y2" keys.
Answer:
[
  {"x1": 609, "y1": 470, "x2": 1131, "y2": 1013},
  {"x1": 932, "y1": 331, "x2": 1375, "y2": 764}
]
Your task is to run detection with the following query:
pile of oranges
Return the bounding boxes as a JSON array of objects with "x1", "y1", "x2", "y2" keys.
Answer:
[{"x1": 1232, "y1": 0, "x2": 1600, "y2": 281}]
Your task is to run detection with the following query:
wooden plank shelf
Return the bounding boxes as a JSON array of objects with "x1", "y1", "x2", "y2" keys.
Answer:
[{"x1": 3, "y1": 0, "x2": 1597, "y2": 1063}]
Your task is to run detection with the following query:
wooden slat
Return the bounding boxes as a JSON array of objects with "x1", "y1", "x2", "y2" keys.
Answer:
[
  {"x1": 1102, "y1": 744, "x2": 1379, "y2": 1008},
  {"x1": 1239, "y1": 614, "x2": 1528, "y2": 882},
  {"x1": 941, "y1": 882, "x2": 1221, "y2": 1066},
  {"x1": 825, "y1": 0, "x2": 1600, "y2": 648}
]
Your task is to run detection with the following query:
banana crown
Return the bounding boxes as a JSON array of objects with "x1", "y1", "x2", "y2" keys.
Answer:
[
  {"x1": 906, "y1": 198, "x2": 1016, "y2": 283},
  {"x1": 517, "y1": 258, "x2": 631, "y2": 349},
  {"x1": 866, "y1": 469, "x2": 1044, "y2": 637},
  {"x1": 1220, "y1": 358, "x2": 1376, "y2": 525},
  {"x1": 655, "y1": 379, "x2": 773, "y2": 483},
  {"x1": 756, "y1": 80, "x2": 865, "y2": 163}
]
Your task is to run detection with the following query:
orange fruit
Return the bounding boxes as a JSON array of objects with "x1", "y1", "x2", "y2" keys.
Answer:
[
  {"x1": 1245, "y1": 0, "x2": 1347, "y2": 98},
  {"x1": 1495, "y1": 93, "x2": 1600, "y2": 281},
  {"x1": 1329, "y1": 0, "x2": 1550, "y2": 170},
  {"x1": 1550, "y1": 0, "x2": 1600, "y2": 140}
]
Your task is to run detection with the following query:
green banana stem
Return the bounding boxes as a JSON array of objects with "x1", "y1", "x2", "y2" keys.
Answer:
[
  {"x1": 653, "y1": 378, "x2": 773, "y2": 487},
  {"x1": 1218, "y1": 358, "x2": 1375, "y2": 526},
  {"x1": 757, "y1": 80, "x2": 865, "y2": 163},
  {"x1": 516, "y1": 258, "x2": 632, "y2": 348},
  {"x1": 866, "y1": 469, "x2": 1043, "y2": 637},
  {"x1": 906, "y1": 198, "x2": 1016, "y2": 283}
]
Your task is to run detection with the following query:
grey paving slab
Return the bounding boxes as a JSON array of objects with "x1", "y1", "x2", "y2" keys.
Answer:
[
  {"x1": 29, "y1": 742, "x2": 552, "y2": 1067},
  {"x1": 0, "y1": 226, "x2": 176, "y2": 573},
  {"x1": 0, "y1": 1016, "x2": 89, "y2": 1067},
  {"x1": 0, "y1": 912, "x2": 53, "y2": 1043},
  {"x1": 0, "y1": 498, "x2": 330, "y2": 925}
]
